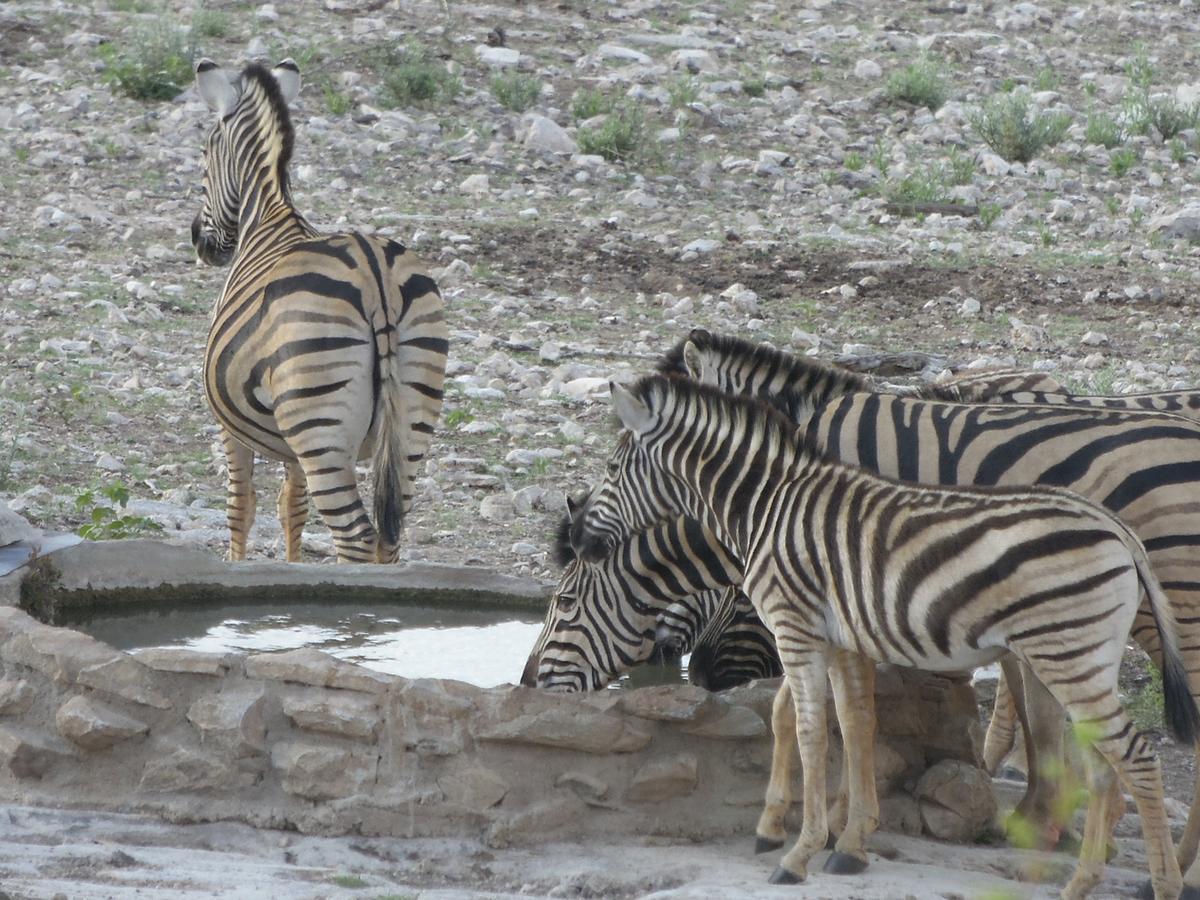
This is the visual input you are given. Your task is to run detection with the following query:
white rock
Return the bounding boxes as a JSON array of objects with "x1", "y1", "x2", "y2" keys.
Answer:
[
  {"x1": 0, "y1": 499, "x2": 38, "y2": 546},
  {"x1": 95, "y1": 453, "x2": 124, "y2": 472},
  {"x1": 256, "y1": 4, "x2": 279, "y2": 21},
  {"x1": 599, "y1": 45, "x2": 652, "y2": 65},
  {"x1": 680, "y1": 238, "x2": 720, "y2": 256},
  {"x1": 978, "y1": 152, "x2": 1010, "y2": 177},
  {"x1": 459, "y1": 174, "x2": 490, "y2": 195},
  {"x1": 476, "y1": 46, "x2": 520, "y2": 68},
  {"x1": 854, "y1": 59, "x2": 882, "y2": 79},
  {"x1": 790, "y1": 329, "x2": 821, "y2": 350},
  {"x1": 479, "y1": 495, "x2": 515, "y2": 523},
  {"x1": 523, "y1": 115, "x2": 577, "y2": 154},
  {"x1": 669, "y1": 49, "x2": 718, "y2": 73},
  {"x1": 1148, "y1": 206, "x2": 1200, "y2": 242},
  {"x1": 539, "y1": 341, "x2": 562, "y2": 363},
  {"x1": 559, "y1": 377, "x2": 610, "y2": 399},
  {"x1": 1080, "y1": 331, "x2": 1109, "y2": 346},
  {"x1": 959, "y1": 297, "x2": 981, "y2": 316}
]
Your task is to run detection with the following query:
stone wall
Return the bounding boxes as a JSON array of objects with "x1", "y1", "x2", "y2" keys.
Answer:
[{"x1": 0, "y1": 542, "x2": 995, "y2": 846}]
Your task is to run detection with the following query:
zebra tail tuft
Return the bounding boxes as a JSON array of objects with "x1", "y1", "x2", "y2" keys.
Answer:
[
  {"x1": 372, "y1": 362, "x2": 409, "y2": 550},
  {"x1": 1134, "y1": 547, "x2": 1200, "y2": 744}
]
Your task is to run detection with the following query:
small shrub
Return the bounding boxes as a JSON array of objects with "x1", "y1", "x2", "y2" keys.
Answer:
[
  {"x1": 666, "y1": 76, "x2": 699, "y2": 109},
  {"x1": 99, "y1": 16, "x2": 195, "y2": 101},
  {"x1": 1084, "y1": 111, "x2": 1124, "y2": 148},
  {"x1": 1124, "y1": 659, "x2": 1165, "y2": 732},
  {"x1": 577, "y1": 104, "x2": 653, "y2": 164},
  {"x1": 978, "y1": 203, "x2": 1002, "y2": 230},
  {"x1": 1109, "y1": 147, "x2": 1137, "y2": 177},
  {"x1": 843, "y1": 151, "x2": 864, "y2": 172},
  {"x1": 444, "y1": 408, "x2": 473, "y2": 428},
  {"x1": 945, "y1": 147, "x2": 974, "y2": 185},
  {"x1": 190, "y1": 8, "x2": 231, "y2": 40},
  {"x1": 742, "y1": 76, "x2": 765, "y2": 98},
  {"x1": 1170, "y1": 137, "x2": 1190, "y2": 164},
  {"x1": 74, "y1": 483, "x2": 163, "y2": 540},
  {"x1": 871, "y1": 139, "x2": 891, "y2": 175},
  {"x1": 1105, "y1": 195, "x2": 1121, "y2": 216},
  {"x1": 571, "y1": 88, "x2": 614, "y2": 121},
  {"x1": 320, "y1": 80, "x2": 351, "y2": 116},
  {"x1": 490, "y1": 72, "x2": 540, "y2": 112},
  {"x1": 886, "y1": 166, "x2": 951, "y2": 206},
  {"x1": 969, "y1": 92, "x2": 1070, "y2": 163},
  {"x1": 1128, "y1": 94, "x2": 1200, "y2": 140},
  {"x1": 885, "y1": 55, "x2": 948, "y2": 111},
  {"x1": 331, "y1": 873, "x2": 368, "y2": 889},
  {"x1": 377, "y1": 45, "x2": 460, "y2": 108},
  {"x1": 1033, "y1": 67, "x2": 1059, "y2": 92},
  {"x1": 1037, "y1": 222, "x2": 1056, "y2": 247}
]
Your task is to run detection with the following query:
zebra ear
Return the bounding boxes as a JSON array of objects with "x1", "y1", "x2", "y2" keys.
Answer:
[
  {"x1": 681, "y1": 340, "x2": 709, "y2": 382},
  {"x1": 611, "y1": 382, "x2": 654, "y2": 435},
  {"x1": 272, "y1": 58, "x2": 301, "y2": 105},
  {"x1": 195, "y1": 59, "x2": 239, "y2": 116}
]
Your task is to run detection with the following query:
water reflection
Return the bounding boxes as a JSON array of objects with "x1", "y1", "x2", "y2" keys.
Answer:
[{"x1": 65, "y1": 599, "x2": 686, "y2": 689}]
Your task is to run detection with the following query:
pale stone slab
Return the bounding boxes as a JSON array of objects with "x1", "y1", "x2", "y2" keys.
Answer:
[
  {"x1": 439, "y1": 764, "x2": 509, "y2": 811},
  {"x1": 618, "y1": 684, "x2": 714, "y2": 723},
  {"x1": 271, "y1": 742, "x2": 376, "y2": 801},
  {"x1": 4, "y1": 626, "x2": 123, "y2": 687},
  {"x1": 625, "y1": 753, "x2": 698, "y2": 802},
  {"x1": 281, "y1": 692, "x2": 379, "y2": 742},
  {"x1": 0, "y1": 726, "x2": 75, "y2": 777},
  {"x1": 0, "y1": 678, "x2": 35, "y2": 715},
  {"x1": 139, "y1": 746, "x2": 235, "y2": 793},
  {"x1": 478, "y1": 707, "x2": 650, "y2": 754},
  {"x1": 56, "y1": 695, "x2": 149, "y2": 751},
  {"x1": 77, "y1": 656, "x2": 171, "y2": 710},
  {"x1": 244, "y1": 648, "x2": 390, "y2": 694},
  {"x1": 681, "y1": 704, "x2": 766, "y2": 739},
  {"x1": 186, "y1": 688, "x2": 268, "y2": 756},
  {"x1": 132, "y1": 647, "x2": 233, "y2": 676}
]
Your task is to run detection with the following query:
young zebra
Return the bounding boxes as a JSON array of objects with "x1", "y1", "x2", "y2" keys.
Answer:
[
  {"x1": 670, "y1": 329, "x2": 1200, "y2": 868},
  {"x1": 686, "y1": 587, "x2": 781, "y2": 691},
  {"x1": 521, "y1": 510, "x2": 734, "y2": 690},
  {"x1": 574, "y1": 373, "x2": 1197, "y2": 900},
  {"x1": 191, "y1": 59, "x2": 448, "y2": 563}
]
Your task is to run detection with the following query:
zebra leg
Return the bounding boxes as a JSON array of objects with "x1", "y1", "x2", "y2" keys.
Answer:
[
  {"x1": 823, "y1": 649, "x2": 877, "y2": 875},
  {"x1": 983, "y1": 667, "x2": 1018, "y2": 775},
  {"x1": 221, "y1": 431, "x2": 256, "y2": 562},
  {"x1": 1061, "y1": 746, "x2": 1119, "y2": 900},
  {"x1": 296, "y1": 454, "x2": 378, "y2": 563},
  {"x1": 755, "y1": 681, "x2": 796, "y2": 854},
  {"x1": 1178, "y1": 744, "x2": 1200, "y2": 889},
  {"x1": 770, "y1": 649, "x2": 830, "y2": 885},
  {"x1": 277, "y1": 462, "x2": 308, "y2": 562}
]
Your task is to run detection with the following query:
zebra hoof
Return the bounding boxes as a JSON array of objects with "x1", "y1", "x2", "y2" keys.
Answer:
[
  {"x1": 767, "y1": 865, "x2": 802, "y2": 885},
  {"x1": 1134, "y1": 879, "x2": 1153, "y2": 900},
  {"x1": 1179, "y1": 886, "x2": 1200, "y2": 900},
  {"x1": 822, "y1": 852, "x2": 868, "y2": 875},
  {"x1": 755, "y1": 836, "x2": 784, "y2": 855},
  {"x1": 825, "y1": 833, "x2": 836, "y2": 850}
]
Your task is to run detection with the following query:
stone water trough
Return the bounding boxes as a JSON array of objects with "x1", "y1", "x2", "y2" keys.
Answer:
[{"x1": 0, "y1": 539, "x2": 995, "y2": 846}]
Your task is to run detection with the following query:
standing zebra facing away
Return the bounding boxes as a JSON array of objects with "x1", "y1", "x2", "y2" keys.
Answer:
[
  {"x1": 574, "y1": 373, "x2": 1198, "y2": 900},
  {"x1": 191, "y1": 59, "x2": 448, "y2": 564}
]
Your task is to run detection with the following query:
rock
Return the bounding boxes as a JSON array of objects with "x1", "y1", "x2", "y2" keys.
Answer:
[
  {"x1": 854, "y1": 59, "x2": 882, "y2": 79},
  {"x1": 479, "y1": 706, "x2": 651, "y2": 754},
  {"x1": 523, "y1": 115, "x2": 577, "y2": 154},
  {"x1": 978, "y1": 152, "x2": 1010, "y2": 177},
  {"x1": 480, "y1": 494, "x2": 515, "y2": 523},
  {"x1": 1080, "y1": 331, "x2": 1109, "y2": 346},
  {"x1": 0, "y1": 500, "x2": 38, "y2": 546},
  {"x1": 76, "y1": 655, "x2": 171, "y2": 710},
  {"x1": 244, "y1": 648, "x2": 389, "y2": 693},
  {"x1": 439, "y1": 764, "x2": 509, "y2": 811},
  {"x1": 880, "y1": 792, "x2": 923, "y2": 836},
  {"x1": 619, "y1": 684, "x2": 714, "y2": 722},
  {"x1": 132, "y1": 648, "x2": 232, "y2": 676},
  {"x1": 625, "y1": 753, "x2": 699, "y2": 802},
  {"x1": 682, "y1": 704, "x2": 767, "y2": 739},
  {"x1": 680, "y1": 238, "x2": 720, "y2": 256},
  {"x1": 0, "y1": 678, "x2": 34, "y2": 715},
  {"x1": 476, "y1": 46, "x2": 520, "y2": 68},
  {"x1": 272, "y1": 742, "x2": 376, "y2": 800},
  {"x1": 669, "y1": 49, "x2": 718, "y2": 73},
  {"x1": 458, "y1": 173, "x2": 490, "y2": 196},
  {"x1": 3, "y1": 626, "x2": 124, "y2": 688},
  {"x1": 1008, "y1": 317, "x2": 1053, "y2": 350},
  {"x1": 915, "y1": 759, "x2": 997, "y2": 842},
  {"x1": 139, "y1": 746, "x2": 236, "y2": 792},
  {"x1": 280, "y1": 692, "x2": 379, "y2": 741},
  {"x1": 186, "y1": 688, "x2": 269, "y2": 756},
  {"x1": 599, "y1": 45, "x2": 652, "y2": 65},
  {"x1": 959, "y1": 297, "x2": 981, "y2": 317},
  {"x1": 56, "y1": 695, "x2": 149, "y2": 751},
  {"x1": 555, "y1": 770, "x2": 611, "y2": 806},
  {"x1": 0, "y1": 727, "x2": 74, "y2": 778},
  {"x1": 1148, "y1": 206, "x2": 1200, "y2": 242}
]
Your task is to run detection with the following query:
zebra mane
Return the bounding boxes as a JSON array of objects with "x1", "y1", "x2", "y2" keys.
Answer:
[
  {"x1": 658, "y1": 329, "x2": 874, "y2": 398},
  {"x1": 238, "y1": 62, "x2": 295, "y2": 188}
]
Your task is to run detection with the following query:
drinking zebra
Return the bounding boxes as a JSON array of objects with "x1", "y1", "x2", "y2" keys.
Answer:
[
  {"x1": 191, "y1": 59, "x2": 448, "y2": 563},
  {"x1": 573, "y1": 372, "x2": 1196, "y2": 900},
  {"x1": 521, "y1": 509, "x2": 734, "y2": 690},
  {"x1": 668, "y1": 329, "x2": 1200, "y2": 869}
]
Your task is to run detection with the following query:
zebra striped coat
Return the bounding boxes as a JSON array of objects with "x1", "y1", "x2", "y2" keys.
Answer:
[
  {"x1": 192, "y1": 60, "x2": 448, "y2": 563},
  {"x1": 575, "y1": 373, "x2": 1196, "y2": 900},
  {"x1": 522, "y1": 509, "x2": 734, "y2": 690}
]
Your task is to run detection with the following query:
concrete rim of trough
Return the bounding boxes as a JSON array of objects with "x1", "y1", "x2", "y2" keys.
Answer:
[{"x1": 0, "y1": 539, "x2": 552, "y2": 623}]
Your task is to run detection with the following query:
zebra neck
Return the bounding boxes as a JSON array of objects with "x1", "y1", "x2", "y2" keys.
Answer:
[{"x1": 238, "y1": 188, "x2": 314, "y2": 245}]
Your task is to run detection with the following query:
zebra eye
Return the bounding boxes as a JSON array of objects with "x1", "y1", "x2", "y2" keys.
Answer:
[
  {"x1": 556, "y1": 592, "x2": 577, "y2": 610},
  {"x1": 606, "y1": 459, "x2": 619, "y2": 474}
]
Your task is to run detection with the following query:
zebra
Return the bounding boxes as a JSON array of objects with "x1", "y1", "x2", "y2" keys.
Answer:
[
  {"x1": 573, "y1": 372, "x2": 1197, "y2": 900},
  {"x1": 191, "y1": 59, "x2": 448, "y2": 563},
  {"x1": 668, "y1": 329, "x2": 1200, "y2": 871},
  {"x1": 686, "y1": 587, "x2": 781, "y2": 691},
  {"x1": 521, "y1": 507, "x2": 735, "y2": 691}
]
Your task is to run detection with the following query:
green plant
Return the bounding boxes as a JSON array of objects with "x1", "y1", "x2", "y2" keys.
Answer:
[
  {"x1": 1033, "y1": 67, "x2": 1059, "y2": 92},
  {"x1": 1130, "y1": 206, "x2": 1145, "y2": 229},
  {"x1": 1084, "y1": 111, "x2": 1124, "y2": 148},
  {"x1": 1036, "y1": 222, "x2": 1056, "y2": 247},
  {"x1": 969, "y1": 92, "x2": 1070, "y2": 163},
  {"x1": 331, "y1": 874, "x2": 369, "y2": 889},
  {"x1": 1109, "y1": 146, "x2": 1138, "y2": 177},
  {"x1": 571, "y1": 88, "x2": 614, "y2": 121},
  {"x1": 1105, "y1": 195, "x2": 1121, "y2": 216},
  {"x1": 377, "y1": 44, "x2": 460, "y2": 108},
  {"x1": 577, "y1": 104, "x2": 654, "y2": 165},
  {"x1": 1124, "y1": 658, "x2": 1165, "y2": 731},
  {"x1": 1128, "y1": 94, "x2": 1200, "y2": 140},
  {"x1": 870, "y1": 139, "x2": 891, "y2": 175},
  {"x1": 74, "y1": 482, "x2": 163, "y2": 540},
  {"x1": 978, "y1": 203, "x2": 1002, "y2": 230},
  {"x1": 843, "y1": 151, "x2": 864, "y2": 172},
  {"x1": 1125, "y1": 46, "x2": 1154, "y2": 93},
  {"x1": 490, "y1": 72, "x2": 540, "y2": 113},
  {"x1": 945, "y1": 147, "x2": 974, "y2": 185},
  {"x1": 444, "y1": 408, "x2": 474, "y2": 428},
  {"x1": 886, "y1": 166, "x2": 951, "y2": 206},
  {"x1": 742, "y1": 76, "x2": 765, "y2": 98},
  {"x1": 885, "y1": 54, "x2": 948, "y2": 111},
  {"x1": 998, "y1": 76, "x2": 1017, "y2": 94},
  {"x1": 13, "y1": 146, "x2": 29, "y2": 163},
  {"x1": 1170, "y1": 138, "x2": 1189, "y2": 164},
  {"x1": 99, "y1": 15, "x2": 196, "y2": 101},
  {"x1": 666, "y1": 76, "x2": 699, "y2": 109},
  {"x1": 190, "y1": 8, "x2": 231, "y2": 40}
]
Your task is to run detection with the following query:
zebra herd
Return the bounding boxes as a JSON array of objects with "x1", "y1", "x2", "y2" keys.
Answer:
[{"x1": 186, "y1": 59, "x2": 1200, "y2": 899}]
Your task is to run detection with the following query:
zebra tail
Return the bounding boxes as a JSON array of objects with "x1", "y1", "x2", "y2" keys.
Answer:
[
  {"x1": 1133, "y1": 544, "x2": 1200, "y2": 745},
  {"x1": 371, "y1": 356, "x2": 410, "y2": 549}
]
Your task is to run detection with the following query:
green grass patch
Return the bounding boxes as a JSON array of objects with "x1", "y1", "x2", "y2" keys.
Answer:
[
  {"x1": 376, "y1": 44, "x2": 460, "y2": 108},
  {"x1": 490, "y1": 72, "x2": 541, "y2": 112},
  {"x1": 969, "y1": 92, "x2": 1070, "y2": 163},
  {"x1": 577, "y1": 104, "x2": 656, "y2": 166},
  {"x1": 99, "y1": 14, "x2": 196, "y2": 101},
  {"x1": 190, "y1": 8, "x2": 232, "y2": 40},
  {"x1": 1084, "y1": 110, "x2": 1124, "y2": 148},
  {"x1": 571, "y1": 88, "x2": 615, "y2": 121},
  {"x1": 1109, "y1": 146, "x2": 1138, "y2": 177},
  {"x1": 885, "y1": 54, "x2": 949, "y2": 111}
]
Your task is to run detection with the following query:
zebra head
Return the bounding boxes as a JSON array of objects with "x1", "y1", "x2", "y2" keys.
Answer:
[
  {"x1": 521, "y1": 505, "x2": 726, "y2": 691},
  {"x1": 191, "y1": 58, "x2": 301, "y2": 266},
  {"x1": 573, "y1": 379, "x2": 691, "y2": 564}
]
